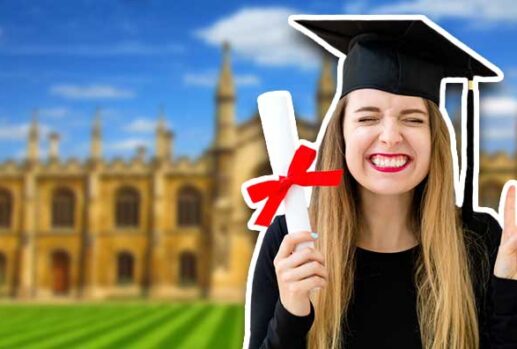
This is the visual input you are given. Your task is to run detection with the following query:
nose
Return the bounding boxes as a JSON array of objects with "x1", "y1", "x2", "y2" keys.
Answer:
[{"x1": 378, "y1": 120, "x2": 403, "y2": 147}]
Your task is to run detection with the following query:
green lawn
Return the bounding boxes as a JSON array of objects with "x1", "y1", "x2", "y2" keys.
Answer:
[{"x1": 0, "y1": 302, "x2": 244, "y2": 349}]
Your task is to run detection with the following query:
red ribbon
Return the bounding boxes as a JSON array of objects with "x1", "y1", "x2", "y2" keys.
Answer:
[{"x1": 246, "y1": 144, "x2": 343, "y2": 227}]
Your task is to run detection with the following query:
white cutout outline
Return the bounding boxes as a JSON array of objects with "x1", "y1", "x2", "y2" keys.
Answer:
[{"x1": 242, "y1": 14, "x2": 506, "y2": 349}]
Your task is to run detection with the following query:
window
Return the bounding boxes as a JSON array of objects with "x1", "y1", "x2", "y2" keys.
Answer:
[
  {"x1": 115, "y1": 187, "x2": 140, "y2": 227},
  {"x1": 117, "y1": 251, "x2": 134, "y2": 285},
  {"x1": 0, "y1": 189, "x2": 12, "y2": 228},
  {"x1": 179, "y1": 252, "x2": 197, "y2": 286},
  {"x1": 177, "y1": 186, "x2": 202, "y2": 226},
  {"x1": 52, "y1": 188, "x2": 75, "y2": 228}
]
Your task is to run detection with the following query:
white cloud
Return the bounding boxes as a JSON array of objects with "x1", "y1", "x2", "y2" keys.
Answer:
[
  {"x1": 195, "y1": 7, "x2": 320, "y2": 69},
  {"x1": 351, "y1": 0, "x2": 517, "y2": 23},
  {"x1": 0, "y1": 42, "x2": 184, "y2": 56},
  {"x1": 50, "y1": 84, "x2": 135, "y2": 100},
  {"x1": 236, "y1": 74, "x2": 261, "y2": 86},
  {"x1": 481, "y1": 128, "x2": 515, "y2": 140},
  {"x1": 39, "y1": 107, "x2": 69, "y2": 118},
  {"x1": 183, "y1": 72, "x2": 216, "y2": 87},
  {"x1": 105, "y1": 138, "x2": 151, "y2": 151},
  {"x1": 100, "y1": 108, "x2": 123, "y2": 120},
  {"x1": 124, "y1": 118, "x2": 157, "y2": 133},
  {"x1": 183, "y1": 70, "x2": 260, "y2": 87},
  {"x1": 0, "y1": 121, "x2": 51, "y2": 141},
  {"x1": 13, "y1": 146, "x2": 47, "y2": 160},
  {"x1": 481, "y1": 96, "x2": 517, "y2": 117},
  {"x1": 0, "y1": 123, "x2": 31, "y2": 141}
]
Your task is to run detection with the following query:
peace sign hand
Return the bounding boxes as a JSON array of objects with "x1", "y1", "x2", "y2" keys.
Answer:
[{"x1": 494, "y1": 183, "x2": 517, "y2": 280}]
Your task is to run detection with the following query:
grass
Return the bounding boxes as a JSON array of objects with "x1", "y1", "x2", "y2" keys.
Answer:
[{"x1": 0, "y1": 302, "x2": 245, "y2": 349}]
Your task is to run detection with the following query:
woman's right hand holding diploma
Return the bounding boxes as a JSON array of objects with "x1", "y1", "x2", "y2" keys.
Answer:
[{"x1": 273, "y1": 231, "x2": 327, "y2": 317}]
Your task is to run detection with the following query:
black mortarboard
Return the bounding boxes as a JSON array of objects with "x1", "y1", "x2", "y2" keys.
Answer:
[{"x1": 289, "y1": 15, "x2": 503, "y2": 221}]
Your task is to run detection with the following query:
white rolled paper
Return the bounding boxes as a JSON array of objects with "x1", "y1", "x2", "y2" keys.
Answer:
[{"x1": 257, "y1": 91, "x2": 314, "y2": 251}]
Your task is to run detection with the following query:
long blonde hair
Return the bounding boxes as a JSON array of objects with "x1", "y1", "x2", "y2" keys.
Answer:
[{"x1": 307, "y1": 96, "x2": 486, "y2": 349}]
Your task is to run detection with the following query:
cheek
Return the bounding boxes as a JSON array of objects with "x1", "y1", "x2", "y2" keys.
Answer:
[
  {"x1": 344, "y1": 129, "x2": 372, "y2": 164},
  {"x1": 410, "y1": 132, "x2": 432, "y2": 168}
]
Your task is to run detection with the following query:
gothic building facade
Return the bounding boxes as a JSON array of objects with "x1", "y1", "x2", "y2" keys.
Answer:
[{"x1": 0, "y1": 44, "x2": 513, "y2": 301}]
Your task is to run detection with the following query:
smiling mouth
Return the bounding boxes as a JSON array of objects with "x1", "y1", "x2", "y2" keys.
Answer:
[{"x1": 368, "y1": 154, "x2": 410, "y2": 169}]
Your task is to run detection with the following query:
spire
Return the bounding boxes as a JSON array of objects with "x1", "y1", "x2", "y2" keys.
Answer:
[
  {"x1": 90, "y1": 107, "x2": 102, "y2": 161},
  {"x1": 48, "y1": 132, "x2": 60, "y2": 162},
  {"x1": 317, "y1": 53, "x2": 335, "y2": 123},
  {"x1": 158, "y1": 104, "x2": 166, "y2": 119},
  {"x1": 157, "y1": 107, "x2": 166, "y2": 134},
  {"x1": 27, "y1": 110, "x2": 39, "y2": 162},
  {"x1": 93, "y1": 107, "x2": 101, "y2": 137},
  {"x1": 29, "y1": 110, "x2": 39, "y2": 140},
  {"x1": 216, "y1": 41, "x2": 235, "y2": 100},
  {"x1": 164, "y1": 130, "x2": 174, "y2": 160},
  {"x1": 155, "y1": 106, "x2": 169, "y2": 161},
  {"x1": 214, "y1": 42, "x2": 236, "y2": 150},
  {"x1": 135, "y1": 145, "x2": 147, "y2": 162}
]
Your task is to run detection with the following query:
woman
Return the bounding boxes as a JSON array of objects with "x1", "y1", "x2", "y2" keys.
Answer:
[
  {"x1": 248, "y1": 87, "x2": 517, "y2": 349},
  {"x1": 247, "y1": 17, "x2": 517, "y2": 349}
]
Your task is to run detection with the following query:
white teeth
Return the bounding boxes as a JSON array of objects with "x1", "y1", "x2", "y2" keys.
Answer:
[{"x1": 370, "y1": 155, "x2": 409, "y2": 168}]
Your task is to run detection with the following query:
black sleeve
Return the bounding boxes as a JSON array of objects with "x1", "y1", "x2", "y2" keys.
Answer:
[
  {"x1": 479, "y1": 213, "x2": 517, "y2": 347},
  {"x1": 248, "y1": 215, "x2": 315, "y2": 349}
]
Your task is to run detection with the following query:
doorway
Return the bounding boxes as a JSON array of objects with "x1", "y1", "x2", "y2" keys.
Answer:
[{"x1": 51, "y1": 250, "x2": 70, "y2": 295}]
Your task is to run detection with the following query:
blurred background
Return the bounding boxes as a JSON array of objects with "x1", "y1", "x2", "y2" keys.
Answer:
[{"x1": 0, "y1": 0, "x2": 516, "y2": 348}]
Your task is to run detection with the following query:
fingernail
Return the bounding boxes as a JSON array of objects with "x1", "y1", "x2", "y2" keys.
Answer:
[{"x1": 311, "y1": 232, "x2": 319, "y2": 239}]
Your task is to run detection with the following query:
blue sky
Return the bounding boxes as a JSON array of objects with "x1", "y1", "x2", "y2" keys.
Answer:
[{"x1": 0, "y1": 0, "x2": 516, "y2": 162}]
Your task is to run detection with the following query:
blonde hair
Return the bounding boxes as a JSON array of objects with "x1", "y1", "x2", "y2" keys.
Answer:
[{"x1": 307, "y1": 96, "x2": 487, "y2": 349}]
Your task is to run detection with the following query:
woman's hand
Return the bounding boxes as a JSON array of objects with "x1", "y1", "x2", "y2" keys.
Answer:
[
  {"x1": 273, "y1": 231, "x2": 327, "y2": 317},
  {"x1": 494, "y1": 184, "x2": 517, "y2": 280}
]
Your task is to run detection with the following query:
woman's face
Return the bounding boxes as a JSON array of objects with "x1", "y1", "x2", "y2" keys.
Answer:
[{"x1": 343, "y1": 88, "x2": 431, "y2": 195}]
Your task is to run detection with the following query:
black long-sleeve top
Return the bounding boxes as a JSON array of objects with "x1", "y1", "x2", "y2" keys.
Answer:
[{"x1": 247, "y1": 212, "x2": 517, "y2": 349}]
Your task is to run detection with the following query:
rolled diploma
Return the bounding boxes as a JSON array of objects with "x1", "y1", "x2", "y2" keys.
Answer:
[{"x1": 257, "y1": 91, "x2": 314, "y2": 251}]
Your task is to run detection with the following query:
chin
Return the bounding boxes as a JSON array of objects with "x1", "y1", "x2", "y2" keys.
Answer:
[{"x1": 361, "y1": 182, "x2": 415, "y2": 196}]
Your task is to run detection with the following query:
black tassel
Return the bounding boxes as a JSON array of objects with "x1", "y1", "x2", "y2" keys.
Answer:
[{"x1": 462, "y1": 81, "x2": 474, "y2": 224}]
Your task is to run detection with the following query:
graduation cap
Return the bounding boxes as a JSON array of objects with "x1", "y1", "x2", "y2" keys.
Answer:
[{"x1": 288, "y1": 15, "x2": 503, "y2": 222}]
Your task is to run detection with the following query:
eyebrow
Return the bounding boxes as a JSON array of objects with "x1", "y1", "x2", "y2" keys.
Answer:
[
  {"x1": 400, "y1": 108, "x2": 428, "y2": 116},
  {"x1": 354, "y1": 106, "x2": 381, "y2": 113},
  {"x1": 353, "y1": 106, "x2": 428, "y2": 116}
]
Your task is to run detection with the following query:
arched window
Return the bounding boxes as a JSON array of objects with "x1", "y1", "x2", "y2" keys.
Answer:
[
  {"x1": 177, "y1": 186, "x2": 202, "y2": 226},
  {"x1": 480, "y1": 181, "x2": 502, "y2": 210},
  {"x1": 0, "y1": 253, "x2": 6, "y2": 285},
  {"x1": 52, "y1": 187, "x2": 75, "y2": 228},
  {"x1": 115, "y1": 187, "x2": 140, "y2": 227},
  {"x1": 117, "y1": 251, "x2": 134, "y2": 285},
  {"x1": 179, "y1": 252, "x2": 197, "y2": 286},
  {"x1": 0, "y1": 189, "x2": 12, "y2": 228}
]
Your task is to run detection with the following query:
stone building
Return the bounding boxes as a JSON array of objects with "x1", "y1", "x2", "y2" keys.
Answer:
[{"x1": 0, "y1": 44, "x2": 513, "y2": 301}]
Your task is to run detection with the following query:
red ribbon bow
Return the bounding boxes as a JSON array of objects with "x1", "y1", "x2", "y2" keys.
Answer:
[{"x1": 246, "y1": 144, "x2": 343, "y2": 227}]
